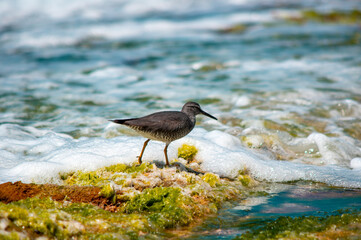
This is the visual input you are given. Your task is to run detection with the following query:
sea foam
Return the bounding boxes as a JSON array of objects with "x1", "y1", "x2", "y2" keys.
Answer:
[{"x1": 0, "y1": 124, "x2": 361, "y2": 188}]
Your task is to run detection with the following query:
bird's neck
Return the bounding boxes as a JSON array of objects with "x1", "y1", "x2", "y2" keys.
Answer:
[
  {"x1": 182, "y1": 111, "x2": 196, "y2": 125},
  {"x1": 188, "y1": 114, "x2": 196, "y2": 125}
]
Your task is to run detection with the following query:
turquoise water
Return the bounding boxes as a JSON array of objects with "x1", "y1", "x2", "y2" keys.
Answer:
[
  {"x1": 187, "y1": 183, "x2": 361, "y2": 239},
  {"x1": 1, "y1": 0, "x2": 361, "y2": 237}
]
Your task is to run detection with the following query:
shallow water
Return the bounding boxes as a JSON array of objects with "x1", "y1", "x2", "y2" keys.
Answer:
[
  {"x1": 1, "y1": 0, "x2": 361, "y2": 237},
  {"x1": 187, "y1": 183, "x2": 361, "y2": 239}
]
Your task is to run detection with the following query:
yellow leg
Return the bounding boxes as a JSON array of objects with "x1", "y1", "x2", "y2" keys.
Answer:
[
  {"x1": 138, "y1": 139, "x2": 150, "y2": 164},
  {"x1": 164, "y1": 143, "x2": 170, "y2": 166}
]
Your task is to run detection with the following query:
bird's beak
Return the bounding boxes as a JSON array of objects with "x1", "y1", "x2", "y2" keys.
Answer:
[{"x1": 200, "y1": 109, "x2": 217, "y2": 120}]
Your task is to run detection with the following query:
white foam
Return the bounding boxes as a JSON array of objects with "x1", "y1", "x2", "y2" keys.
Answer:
[
  {"x1": 17, "y1": 34, "x2": 77, "y2": 48},
  {"x1": 351, "y1": 158, "x2": 361, "y2": 169},
  {"x1": 306, "y1": 133, "x2": 361, "y2": 167},
  {"x1": 1, "y1": 124, "x2": 361, "y2": 188},
  {"x1": 233, "y1": 96, "x2": 251, "y2": 107}
]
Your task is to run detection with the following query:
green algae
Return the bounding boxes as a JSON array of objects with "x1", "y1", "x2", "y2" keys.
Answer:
[
  {"x1": 238, "y1": 175, "x2": 252, "y2": 187},
  {"x1": 1, "y1": 184, "x2": 242, "y2": 238},
  {"x1": 343, "y1": 121, "x2": 361, "y2": 140},
  {"x1": 264, "y1": 119, "x2": 311, "y2": 138},
  {"x1": 65, "y1": 163, "x2": 154, "y2": 187},
  {"x1": 237, "y1": 169, "x2": 254, "y2": 187},
  {"x1": 63, "y1": 202, "x2": 156, "y2": 238},
  {"x1": 193, "y1": 97, "x2": 222, "y2": 105},
  {"x1": 216, "y1": 24, "x2": 248, "y2": 34},
  {"x1": 286, "y1": 9, "x2": 361, "y2": 24},
  {"x1": 65, "y1": 170, "x2": 106, "y2": 187},
  {"x1": 0, "y1": 197, "x2": 158, "y2": 239},
  {"x1": 236, "y1": 209, "x2": 361, "y2": 240},
  {"x1": 21, "y1": 96, "x2": 59, "y2": 121},
  {"x1": 0, "y1": 198, "x2": 80, "y2": 239},
  {"x1": 124, "y1": 93, "x2": 163, "y2": 103},
  {"x1": 124, "y1": 187, "x2": 193, "y2": 229},
  {"x1": 346, "y1": 32, "x2": 361, "y2": 45},
  {"x1": 0, "y1": 232, "x2": 22, "y2": 240},
  {"x1": 99, "y1": 184, "x2": 116, "y2": 202},
  {"x1": 123, "y1": 162, "x2": 154, "y2": 174},
  {"x1": 303, "y1": 9, "x2": 361, "y2": 24},
  {"x1": 2, "y1": 171, "x2": 360, "y2": 240},
  {"x1": 178, "y1": 144, "x2": 198, "y2": 162},
  {"x1": 290, "y1": 113, "x2": 328, "y2": 134},
  {"x1": 105, "y1": 162, "x2": 153, "y2": 174}
]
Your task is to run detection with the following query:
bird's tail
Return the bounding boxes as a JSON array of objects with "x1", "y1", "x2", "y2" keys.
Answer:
[
  {"x1": 109, "y1": 119, "x2": 127, "y2": 124},
  {"x1": 109, "y1": 118, "x2": 137, "y2": 125}
]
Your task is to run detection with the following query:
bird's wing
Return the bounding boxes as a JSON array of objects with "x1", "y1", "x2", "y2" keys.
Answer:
[{"x1": 123, "y1": 111, "x2": 189, "y2": 132}]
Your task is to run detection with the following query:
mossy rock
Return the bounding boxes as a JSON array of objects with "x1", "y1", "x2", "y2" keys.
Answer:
[
  {"x1": 0, "y1": 162, "x2": 263, "y2": 239},
  {"x1": 124, "y1": 187, "x2": 193, "y2": 228},
  {"x1": 0, "y1": 198, "x2": 81, "y2": 239}
]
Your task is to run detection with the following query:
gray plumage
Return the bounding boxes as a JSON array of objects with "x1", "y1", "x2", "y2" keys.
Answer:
[{"x1": 110, "y1": 102, "x2": 217, "y2": 166}]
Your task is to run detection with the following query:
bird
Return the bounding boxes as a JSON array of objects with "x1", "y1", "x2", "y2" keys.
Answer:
[{"x1": 109, "y1": 102, "x2": 217, "y2": 166}]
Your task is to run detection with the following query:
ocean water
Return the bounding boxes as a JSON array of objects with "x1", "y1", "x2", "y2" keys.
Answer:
[
  {"x1": 187, "y1": 183, "x2": 361, "y2": 239},
  {"x1": 1, "y1": 0, "x2": 361, "y2": 237}
]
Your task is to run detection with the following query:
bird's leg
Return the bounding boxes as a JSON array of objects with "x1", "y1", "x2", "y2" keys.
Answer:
[
  {"x1": 164, "y1": 143, "x2": 170, "y2": 166},
  {"x1": 138, "y1": 139, "x2": 150, "y2": 164}
]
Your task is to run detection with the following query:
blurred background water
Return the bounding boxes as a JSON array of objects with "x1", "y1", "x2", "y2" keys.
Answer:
[{"x1": 1, "y1": 0, "x2": 361, "y2": 238}]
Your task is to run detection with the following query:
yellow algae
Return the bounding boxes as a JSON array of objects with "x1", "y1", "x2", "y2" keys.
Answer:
[
  {"x1": 103, "y1": 163, "x2": 127, "y2": 173},
  {"x1": 178, "y1": 144, "x2": 198, "y2": 162},
  {"x1": 201, "y1": 173, "x2": 220, "y2": 188}
]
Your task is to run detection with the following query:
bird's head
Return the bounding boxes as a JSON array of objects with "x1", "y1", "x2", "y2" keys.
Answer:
[{"x1": 181, "y1": 102, "x2": 217, "y2": 120}]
